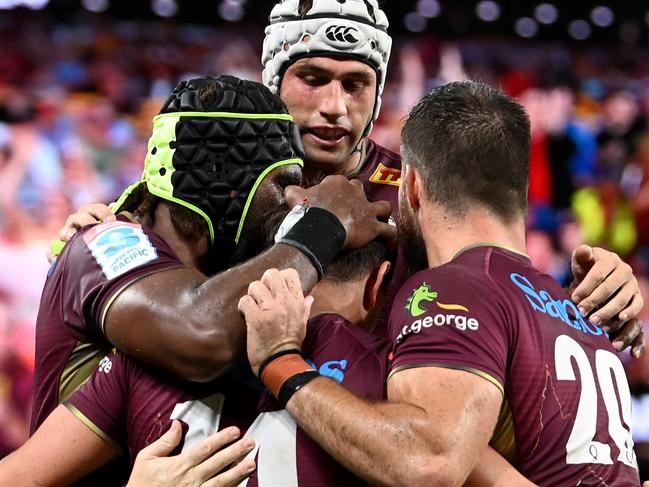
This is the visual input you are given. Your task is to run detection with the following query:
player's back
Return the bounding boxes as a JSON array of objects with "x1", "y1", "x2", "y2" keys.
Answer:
[
  {"x1": 480, "y1": 247, "x2": 639, "y2": 485},
  {"x1": 244, "y1": 313, "x2": 390, "y2": 487}
]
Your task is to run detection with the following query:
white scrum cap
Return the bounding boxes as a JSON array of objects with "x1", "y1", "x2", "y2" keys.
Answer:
[{"x1": 262, "y1": 0, "x2": 392, "y2": 136}]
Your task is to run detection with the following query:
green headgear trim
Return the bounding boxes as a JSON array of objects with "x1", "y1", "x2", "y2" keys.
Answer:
[
  {"x1": 113, "y1": 111, "x2": 304, "y2": 247},
  {"x1": 235, "y1": 157, "x2": 303, "y2": 244}
]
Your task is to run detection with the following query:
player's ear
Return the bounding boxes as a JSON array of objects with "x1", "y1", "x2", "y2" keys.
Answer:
[
  {"x1": 404, "y1": 164, "x2": 421, "y2": 212},
  {"x1": 363, "y1": 260, "x2": 391, "y2": 312}
]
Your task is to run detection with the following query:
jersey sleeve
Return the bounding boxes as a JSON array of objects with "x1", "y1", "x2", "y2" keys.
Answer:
[
  {"x1": 64, "y1": 350, "x2": 130, "y2": 450},
  {"x1": 388, "y1": 268, "x2": 510, "y2": 392},
  {"x1": 59, "y1": 219, "x2": 185, "y2": 340}
]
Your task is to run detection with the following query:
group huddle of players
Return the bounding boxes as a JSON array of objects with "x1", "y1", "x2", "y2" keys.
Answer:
[{"x1": 1, "y1": 1, "x2": 647, "y2": 486}]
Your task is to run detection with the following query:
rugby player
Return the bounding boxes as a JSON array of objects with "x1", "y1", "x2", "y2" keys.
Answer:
[
  {"x1": 4, "y1": 232, "x2": 535, "y2": 486},
  {"x1": 4, "y1": 237, "x2": 393, "y2": 485},
  {"x1": 31, "y1": 72, "x2": 393, "y2": 435},
  {"x1": 58, "y1": 0, "x2": 645, "y2": 351},
  {"x1": 240, "y1": 82, "x2": 642, "y2": 486}
]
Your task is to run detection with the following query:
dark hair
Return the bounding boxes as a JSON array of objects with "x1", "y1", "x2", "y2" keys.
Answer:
[
  {"x1": 120, "y1": 184, "x2": 208, "y2": 244},
  {"x1": 159, "y1": 74, "x2": 288, "y2": 116},
  {"x1": 298, "y1": 0, "x2": 313, "y2": 16},
  {"x1": 297, "y1": 0, "x2": 377, "y2": 22},
  {"x1": 401, "y1": 81, "x2": 531, "y2": 222},
  {"x1": 264, "y1": 206, "x2": 389, "y2": 282},
  {"x1": 325, "y1": 240, "x2": 389, "y2": 283}
]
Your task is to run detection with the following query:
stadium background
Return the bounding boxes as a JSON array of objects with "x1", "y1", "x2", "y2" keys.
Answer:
[{"x1": 1, "y1": 0, "x2": 649, "y2": 479}]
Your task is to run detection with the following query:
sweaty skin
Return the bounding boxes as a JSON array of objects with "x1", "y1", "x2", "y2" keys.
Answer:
[{"x1": 103, "y1": 175, "x2": 396, "y2": 381}]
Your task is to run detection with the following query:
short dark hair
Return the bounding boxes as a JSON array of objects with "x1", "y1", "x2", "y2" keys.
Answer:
[
  {"x1": 401, "y1": 81, "x2": 530, "y2": 222},
  {"x1": 324, "y1": 240, "x2": 389, "y2": 283},
  {"x1": 298, "y1": 0, "x2": 313, "y2": 16},
  {"x1": 120, "y1": 184, "x2": 208, "y2": 245},
  {"x1": 265, "y1": 207, "x2": 389, "y2": 283}
]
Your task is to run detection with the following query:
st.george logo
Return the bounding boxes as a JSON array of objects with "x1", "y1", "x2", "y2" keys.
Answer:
[
  {"x1": 405, "y1": 283, "x2": 469, "y2": 317},
  {"x1": 325, "y1": 25, "x2": 360, "y2": 44}
]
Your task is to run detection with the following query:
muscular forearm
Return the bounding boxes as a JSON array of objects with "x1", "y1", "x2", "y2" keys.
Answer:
[
  {"x1": 108, "y1": 244, "x2": 318, "y2": 382},
  {"x1": 465, "y1": 448, "x2": 537, "y2": 487},
  {"x1": 286, "y1": 377, "x2": 451, "y2": 487}
]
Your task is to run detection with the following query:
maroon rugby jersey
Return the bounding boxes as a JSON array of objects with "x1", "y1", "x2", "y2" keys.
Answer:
[
  {"x1": 66, "y1": 313, "x2": 390, "y2": 487},
  {"x1": 357, "y1": 138, "x2": 401, "y2": 218},
  {"x1": 356, "y1": 138, "x2": 408, "y2": 334},
  {"x1": 31, "y1": 214, "x2": 184, "y2": 432},
  {"x1": 389, "y1": 245, "x2": 640, "y2": 486}
]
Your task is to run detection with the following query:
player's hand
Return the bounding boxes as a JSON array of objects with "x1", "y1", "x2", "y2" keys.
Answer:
[
  {"x1": 285, "y1": 175, "x2": 397, "y2": 251},
  {"x1": 47, "y1": 203, "x2": 116, "y2": 263},
  {"x1": 238, "y1": 268, "x2": 313, "y2": 376},
  {"x1": 126, "y1": 421, "x2": 256, "y2": 487},
  {"x1": 570, "y1": 245, "x2": 645, "y2": 357}
]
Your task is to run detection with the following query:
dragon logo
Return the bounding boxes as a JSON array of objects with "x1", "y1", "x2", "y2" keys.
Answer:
[
  {"x1": 325, "y1": 25, "x2": 360, "y2": 44},
  {"x1": 405, "y1": 283, "x2": 469, "y2": 318}
]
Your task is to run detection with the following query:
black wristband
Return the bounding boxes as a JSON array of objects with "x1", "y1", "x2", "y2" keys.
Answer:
[
  {"x1": 257, "y1": 348, "x2": 301, "y2": 379},
  {"x1": 279, "y1": 207, "x2": 346, "y2": 280},
  {"x1": 277, "y1": 370, "x2": 321, "y2": 408}
]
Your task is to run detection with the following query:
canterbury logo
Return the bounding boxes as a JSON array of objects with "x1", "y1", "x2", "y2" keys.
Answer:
[{"x1": 325, "y1": 25, "x2": 360, "y2": 43}]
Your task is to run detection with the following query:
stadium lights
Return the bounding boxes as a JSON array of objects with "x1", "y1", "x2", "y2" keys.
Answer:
[
  {"x1": 151, "y1": 0, "x2": 177, "y2": 17},
  {"x1": 0, "y1": 0, "x2": 48, "y2": 8},
  {"x1": 417, "y1": 0, "x2": 440, "y2": 19},
  {"x1": 476, "y1": 1, "x2": 500, "y2": 23},
  {"x1": 515, "y1": 17, "x2": 538, "y2": 38},
  {"x1": 81, "y1": 0, "x2": 108, "y2": 13},
  {"x1": 569, "y1": 19, "x2": 592, "y2": 40},
  {"x1": 591, "y1": 6, "x2": 614, "y2": 28},
  {"x1": 404, "y1": 11, "x2": 428, "y2": 33},
  {"x1": 534, "y1": 3, "x2": 558, "y2": 25},
  {"x1": 218, "y1": 0, "x2": 245, "y2": 22}
]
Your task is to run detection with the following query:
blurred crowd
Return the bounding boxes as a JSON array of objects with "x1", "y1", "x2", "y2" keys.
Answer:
[{"x1": 1, "y1": 11, "x2": 649, "y2": 470}]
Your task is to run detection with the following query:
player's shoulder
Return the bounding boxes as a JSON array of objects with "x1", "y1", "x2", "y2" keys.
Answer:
[
  {"x1": 365, "y1": 138, "x2": 401, "y2": 168},
  {"x1": 390, "y1": 251, "x2": 508, "y2": 328},
  {"x1": 63, "y1": 215, "x2": 170, "y2": 280},
  {"x1": 360, "y1": 139, "x2": 402, "y2": 185}
]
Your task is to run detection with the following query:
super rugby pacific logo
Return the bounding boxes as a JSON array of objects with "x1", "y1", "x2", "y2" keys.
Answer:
[{"x1": 324, "y1": 23, "x2": 361, "y2": 47}]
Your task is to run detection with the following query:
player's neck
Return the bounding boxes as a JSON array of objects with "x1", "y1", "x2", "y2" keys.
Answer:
[
  {"x1": 420, "y1": 207, "x2": 526, "y2": 268},
  {"x1": 310, "y1": 281, "x2": 366, "y2": 328},
  {"x1": 301, "y1": 141, "x2": 365, "y2": 186}
]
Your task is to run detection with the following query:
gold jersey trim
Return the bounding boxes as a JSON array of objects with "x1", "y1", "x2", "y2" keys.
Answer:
[
  {"x1": 452, "y1": 242, "x2": 530, "y2": 261},
  {"x1": 64, "y1": 402, "x2": 123, "y2": 453},
  {"x1": 490, "y1": 397, "x2": 518, "y2": 466},
  {"x1": 59, "y1": 342, "x2": 110, "y2": 403}
]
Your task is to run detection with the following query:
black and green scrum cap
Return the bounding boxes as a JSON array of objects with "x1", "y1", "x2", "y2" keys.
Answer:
[{"x1": 113, "y1": 75, "x2": 305, "y2": 250}]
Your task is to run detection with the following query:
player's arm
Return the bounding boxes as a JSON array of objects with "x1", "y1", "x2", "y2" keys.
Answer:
[
  {"x1": 569, "y1": 245, "x2": 645, "y2": 356},
  {"x1": 284, "y1": 366, "x2": 501, "y2": 487},
  {"x1": 89, "y1": 177, "x2": 395, "y2": 382},
  {"x1": 0, "y1": 405, "x2": 119, "y2": 487},
  {"x1": 465, "y1": 448, "x2": 538, "y2": 487},
  {"x1": 239, "y1": 269, "x2": 502, "y2": 487}
]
